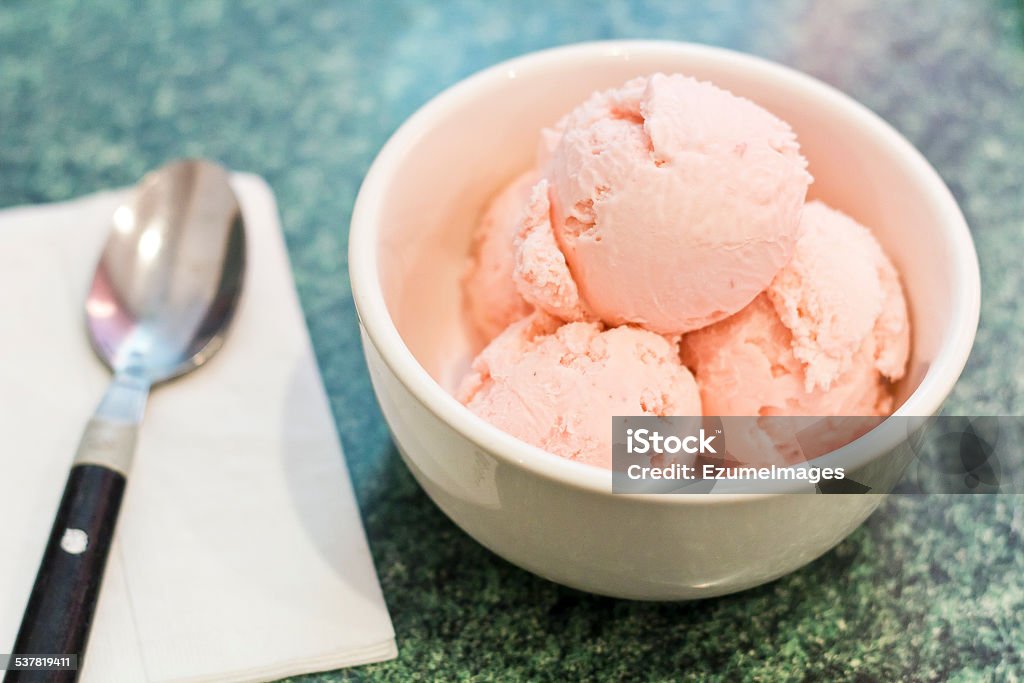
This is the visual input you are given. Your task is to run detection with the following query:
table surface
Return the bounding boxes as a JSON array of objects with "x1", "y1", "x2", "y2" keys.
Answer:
[{"x1": 2, "y1": 1, "x2": 1023, "y2": 680}]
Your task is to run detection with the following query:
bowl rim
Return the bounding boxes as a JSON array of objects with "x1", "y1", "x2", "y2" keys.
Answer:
[{"x1": 349, "y1": 40, "x2": 981, "y2": 502}]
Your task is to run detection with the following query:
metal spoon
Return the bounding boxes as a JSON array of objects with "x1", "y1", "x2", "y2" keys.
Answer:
[{"x1": 6, "y1": 159, "x2": 245, "y2": 683}]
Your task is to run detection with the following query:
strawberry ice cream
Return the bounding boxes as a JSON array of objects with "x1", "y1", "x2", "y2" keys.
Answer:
[
  {"x1": 463, "y1": 170, "x2": 537, "y2": 342},
  {"x1": 680, "y1": 200, "x2": 910, "y2": 416},
  {"x1": 515, "y1": 73, "x2": 812, "y2": 335},
  {"x1": 458, "y1": 312, "x2": 701, "y2": 468},
  {"x1": 458, "y1": 73, "x2": 911, "y2": 471}
]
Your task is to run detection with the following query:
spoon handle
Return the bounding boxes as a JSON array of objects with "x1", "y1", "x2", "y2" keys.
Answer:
[{"x1": 5, "y1": 374, "x2": 149, "y2": 683}]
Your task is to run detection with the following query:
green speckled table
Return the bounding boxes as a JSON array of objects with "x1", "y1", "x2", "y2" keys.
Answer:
[{"x1": 2, "y1": 1, "x2": 1022, "y2": 680}]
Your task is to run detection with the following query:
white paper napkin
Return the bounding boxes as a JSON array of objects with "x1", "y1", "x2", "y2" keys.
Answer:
[{"x1": 0, "y1": 174, "x2": 396, "y2": 682}]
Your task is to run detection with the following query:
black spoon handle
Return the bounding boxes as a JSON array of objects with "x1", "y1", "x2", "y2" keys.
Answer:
[
  {"x1": 5, "y1": 465, "x2": 125, "y2": 683},
  {"x1": 5, "y1": 374, "x2": 148, "y2": 683}
]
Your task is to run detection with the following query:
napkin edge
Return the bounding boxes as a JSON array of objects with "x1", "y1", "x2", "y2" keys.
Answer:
[{"x1": 166, "y1": 640, "x2": 399, "y2": 683}]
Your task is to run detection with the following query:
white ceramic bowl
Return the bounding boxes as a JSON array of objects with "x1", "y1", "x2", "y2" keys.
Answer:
[{"x1": 349, "y1": 41, "x2": 980, "y2": 599}]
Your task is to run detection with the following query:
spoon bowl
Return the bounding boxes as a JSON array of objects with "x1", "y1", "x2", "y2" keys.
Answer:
[{"x1": 86, "y1": 159, "x2": 246, "y2": 383}]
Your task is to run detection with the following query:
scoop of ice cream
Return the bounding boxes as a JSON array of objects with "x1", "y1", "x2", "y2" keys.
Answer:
[
  {"x1": 459, "y1": 312, "x2": 701, "y2": 468},
  {"x1": 518, "y1": 73, "x2": 812, "y2": 334},
  {"x1": 680, "y1": 200, "x2": 911, "y2": 417},
  {"x1": 462, "y1": 170, "x2": 538, "y2": 342}
]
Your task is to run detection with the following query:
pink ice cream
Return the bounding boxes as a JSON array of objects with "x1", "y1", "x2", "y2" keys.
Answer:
[
  {"x1": 462, "y1": 170, "x2": 538, "y2": 342},
  {"x1": 680, "y1": 200, "x2": 911, "y2": 417},
  {"x1": 458, "y1": 74, "x2": 911, "y2": 471},
  {"x1": 458, "y1": 312, "x2": 701, "y2": 468},
  {"x1": 515, "y1": 73, "x2": 812, "y2": 335}
]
